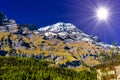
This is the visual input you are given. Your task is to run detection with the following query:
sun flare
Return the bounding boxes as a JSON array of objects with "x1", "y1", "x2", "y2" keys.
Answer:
[{"x1": 96, "y1": 7, "x2": 109, "y2": 20}]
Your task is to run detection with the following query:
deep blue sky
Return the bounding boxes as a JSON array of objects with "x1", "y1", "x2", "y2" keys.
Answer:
[{"x1": 0, "y1": 0, "x2": 120, "y2": 45}]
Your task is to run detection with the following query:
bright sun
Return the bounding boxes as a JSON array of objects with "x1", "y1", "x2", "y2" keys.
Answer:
[{"x1": 96, "y1": 7, "x2": 109, "y2": 20}]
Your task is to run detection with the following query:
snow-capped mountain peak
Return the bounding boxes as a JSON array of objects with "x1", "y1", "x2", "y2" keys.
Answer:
[
  {"x1": 38, "y1": 22, "x2": 97, "y2": 43},
  {"x1": 38, "y1": 22, "x2": 119, "y2": 50},
  {"x1": 38, "y1": 22, "x2": 81, "y2": 32}
]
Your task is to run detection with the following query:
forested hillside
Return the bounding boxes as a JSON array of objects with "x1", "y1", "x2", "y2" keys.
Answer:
[{"x1": 0, "y1": 57, "x2": 97, "y2": 80}]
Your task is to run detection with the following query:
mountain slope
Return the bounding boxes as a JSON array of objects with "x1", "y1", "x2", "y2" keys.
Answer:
[
  {"x1": 0, "y1": 57, "x2": 97, "y2": 80},
  {"x1": 0, "y1": 12, "x2": 119, "y2": 68},
  {"x1": 38, "y1": 22, "x2": 117, "y2": 50}
]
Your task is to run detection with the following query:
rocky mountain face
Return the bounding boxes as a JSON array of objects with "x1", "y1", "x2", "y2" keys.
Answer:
[
  {"x1": 0, "y1": 12, "x2": 119, "y2": 68},
  {"x1": 38, "y1": 22, "x2": 115, "y2": 49}
]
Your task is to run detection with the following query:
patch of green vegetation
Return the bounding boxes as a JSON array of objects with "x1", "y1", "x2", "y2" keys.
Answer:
[
  {"x1": 93, "y1": 55, "x2": 120, "y2": 69},
  {"x1": 0, "y1": 57, "x2": 97, "y2": 80}
]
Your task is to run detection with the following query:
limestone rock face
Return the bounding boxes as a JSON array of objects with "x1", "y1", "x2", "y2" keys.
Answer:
[
  {"x1": 0, "y1": 26, "x2": 8, "y2": 32},
  {"x1": 0, "y1": 20, "x2": 19, "y2": 33},
  {"x1": 0, "y1": 12, "x2": 19, "y2": 33},
  {"x1": 7, "y1": 20, "x2": 19, "y2": 33}
]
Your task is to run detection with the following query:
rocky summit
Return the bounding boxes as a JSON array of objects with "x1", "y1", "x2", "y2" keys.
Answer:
[{"x1": 0, "y1": 12, "x2": 119, "y2": 68}]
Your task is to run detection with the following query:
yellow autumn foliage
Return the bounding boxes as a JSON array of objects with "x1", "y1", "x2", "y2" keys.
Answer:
[{"x1": 4, "y1": 46, "x2": 11, "y2": 51}]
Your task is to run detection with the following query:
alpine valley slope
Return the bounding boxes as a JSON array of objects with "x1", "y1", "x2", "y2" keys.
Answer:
[{"x1": 0, "y1": 12, "x2": 119, "y2": 68}]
